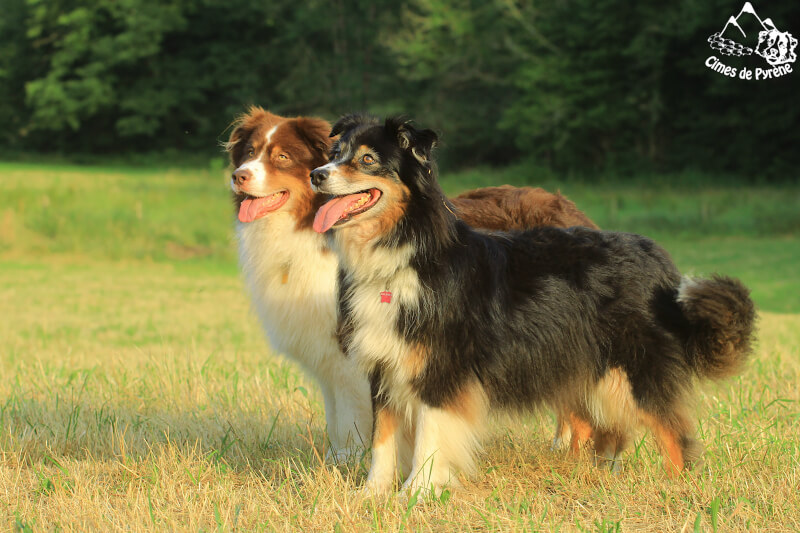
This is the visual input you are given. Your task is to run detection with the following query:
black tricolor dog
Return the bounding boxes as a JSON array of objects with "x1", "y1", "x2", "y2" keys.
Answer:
[{"x1": 310, "y1": 114, "x2": 755, "y2": 495}]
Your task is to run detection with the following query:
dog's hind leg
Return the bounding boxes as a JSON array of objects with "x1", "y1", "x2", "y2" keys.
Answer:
[
  {"x1": 567, "y1": 412, "x2": 593, "y2": 455},
  {"x1": 552, "y1": 400, "x2": 593, "y2": 452},
  {"x1": 638, "y1": 405, "x2": 700, "y2": 477},
  {"x1": 592, "y1": 428, "x2": 628, "y2": 472},
  {"x1": 551, "y1": 410, "x2": 572, "y2": 451}
]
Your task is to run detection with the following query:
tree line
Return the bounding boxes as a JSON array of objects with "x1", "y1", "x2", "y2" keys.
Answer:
[{"x1": 1, "y1": 0, "x2": 798, "y2": 178}]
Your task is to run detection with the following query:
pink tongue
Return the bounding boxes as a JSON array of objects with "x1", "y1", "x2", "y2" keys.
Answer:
[
  {"x1": 313, "y1": 194, "x2": 370, "y2": 233},
  {"x1": 238, "y1": 195, "x2": 283, "y2": 223}
]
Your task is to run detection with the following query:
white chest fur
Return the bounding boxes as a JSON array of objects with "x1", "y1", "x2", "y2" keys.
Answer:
[
  {"x1": 236, "y1": 214, "x2": 340, "y2": 376},
  {"x1": 339, "y1": 242, "x2": 424, "y2": 420}
]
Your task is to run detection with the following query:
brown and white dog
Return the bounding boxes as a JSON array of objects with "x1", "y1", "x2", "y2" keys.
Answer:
[{"x1": 226, "y1": 107, "x2": 597, "y2": 460}]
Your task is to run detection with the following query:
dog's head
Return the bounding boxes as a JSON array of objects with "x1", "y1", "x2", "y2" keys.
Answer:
[
  {"x1": 226, "y1": 107, "x2": 331, "y2": 226},
  {"x1": 310, "y1": 114, "x2": 440, "y2": 240}
]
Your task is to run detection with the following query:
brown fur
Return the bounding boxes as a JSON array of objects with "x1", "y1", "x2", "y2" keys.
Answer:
[
  {"x1": 593, "y1": 428, "x2": 627, "y2": 461},
  {"x1": 370, "y1": 192, "x2": 410, "y2": 242},
  {"x1": 373, "y1": 408, "x2": 399, "y2": 447},
  {"x1": 638, "y1": 412, "x2": 689, "y2": 476},
  {"x1": 227, "y1": 107, "x2": 331, "y2": 230},
  {"x1": 226, "y1": 107, "x2": 284, "y2": 164},
  {"x1": 403, "y1": 344, "x2": 428, "y2": 381},
  {"x1": 571, "y1": 366, "x2": 702, "y2": 475},
  {"x1": 445, "y1": 381, "x2": 488, "y2": 426},
  {"x1": 451, "y1": 185, "x2": 598, "y2": 232},
  {"x1": 227, "y1": 108, "x2": 600, "y2": 460},
  {"x1": 679, "y1": 276, "x2": 755, "y2": 379},
  {"x1": 569, "y1": 413, "x2": 594, "y2": 454}
]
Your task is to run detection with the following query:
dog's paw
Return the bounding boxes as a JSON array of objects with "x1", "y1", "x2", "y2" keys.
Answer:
[
  {"x1": 593, "y1": 453, "x2": 623, "y2": 473},
  {"x1": 400, "y1": 478, "x2": 453, "y2": 499},
  {"x1": 551, "y1": 435, "x2": 568, "y2": 452},
  {"x1": 359, "y1": 479, "x2": 394, "y2": 499},
  {"x1": 325, "y1": 445, "x2": 362, "y2": 464}
]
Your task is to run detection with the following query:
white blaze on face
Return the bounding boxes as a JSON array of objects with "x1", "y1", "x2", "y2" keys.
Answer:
[
  {"x1": 265, "y1": 124, "x2": 278, "y2": 144},
  {"x1": 230, "y1": 125, "x2": 280, "y2": 194}
]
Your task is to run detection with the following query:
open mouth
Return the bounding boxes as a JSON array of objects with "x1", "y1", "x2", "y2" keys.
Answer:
[
  {"x1": 313, "y1": 188, "x2": 382, "y2": 233},
  {"x1": 238, "y1": 191, "x2": 289, "y2": 223}
]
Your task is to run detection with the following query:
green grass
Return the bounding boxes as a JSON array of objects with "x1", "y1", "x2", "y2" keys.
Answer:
[
  {"x1": 0, "y1": 161, "x2": 233, "y2": 263},
  {"x1": 0, "y1": 161, "x2": 799, "y2": 530},
  {"x1": 1, "y1": 257, "x2": 798, "y2": 531},
  {"x1": 1, "y1": 161, "x2": 798, "y2": 311}
]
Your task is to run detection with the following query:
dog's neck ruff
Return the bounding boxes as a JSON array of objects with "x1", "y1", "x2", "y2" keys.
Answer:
[{"x1": 332, "y1": 231, "x2": 416, "y2": 285}]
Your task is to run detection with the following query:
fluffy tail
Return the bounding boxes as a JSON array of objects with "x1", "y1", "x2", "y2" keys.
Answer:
[{"x1": 677, "y1": 275, "x2": 756, "y2": 379}]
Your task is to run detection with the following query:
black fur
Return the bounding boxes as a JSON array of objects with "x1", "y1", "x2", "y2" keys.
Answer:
[{"x1": 321, "y1": 114, "x2": 756, "y2": 476}]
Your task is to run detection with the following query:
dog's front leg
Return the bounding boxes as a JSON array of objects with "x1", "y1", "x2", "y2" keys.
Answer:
[
  {"x1": 326, "y1": 365, "x2": 373, "y2": 463},
  {"x1": 361, "y1": 367, "x2": 400, "y2": 495},
  {"x1": 362, "y1": 403, "x2": 400, "y2": 495},
  {"x1": 401, "y1": 404, "x2": 461, "y2": 496}
]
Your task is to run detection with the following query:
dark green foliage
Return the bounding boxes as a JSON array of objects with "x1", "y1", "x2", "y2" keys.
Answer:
[
  {"x1": 0, "y1": 0, "x2": 36, "y2": 148},
  {"x1": 0, "y1": 0, "x2": 798, "y2": 178}
]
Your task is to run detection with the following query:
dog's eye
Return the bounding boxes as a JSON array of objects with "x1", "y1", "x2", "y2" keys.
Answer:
[
  {"x1": 330, "y1": 150, "x2": 340, "y2": 160},
  {"x1": 278, "y1": 154, "x2": 289, "y2": 160},
  {"x1": 362, "y1": 154, "x2": 375, "y2": 164},
  {"x1": 247, "y1": 148, "x2": 255, "y2": 157}
]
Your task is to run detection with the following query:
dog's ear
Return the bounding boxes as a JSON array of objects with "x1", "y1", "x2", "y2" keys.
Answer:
[
  {"x1": 409, "y1": 127, "x2": 439, "y2": 164},
  {"x1": 385, "y1": 116, "x2": 439, "y2": 164},
  {"x1": 330, "y1": 113, "x2": 382, "y2": 139},
  {"x1": 293, "y1": 117, "x2": 333, "y2": 166},
  {"x1": 225, "y1": 106, "x2": 269, "y2": 165},
  {"x1": 225, "y1": 120, "x2": 252, "y2": 166},
  {"x1": 330, "y1": 113, "x2": 366, "y2": 138}
]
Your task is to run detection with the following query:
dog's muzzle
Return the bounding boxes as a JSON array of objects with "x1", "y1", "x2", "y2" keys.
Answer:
[{"x1": 310, "y1": 167, "x2": 329, "y2": 188}]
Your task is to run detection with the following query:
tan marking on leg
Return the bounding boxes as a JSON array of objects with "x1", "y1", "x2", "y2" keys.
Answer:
[
  {"x1": 403, "y1": 402, "x2": 481, "y2": 493},
  {"x1": 569, "y1": 413, "x2": 593, "y2": 454},
  {"x1": 373, "y1": 407, "x2": 399, "y2": 447},
  {"x1": 365, "y1": 405, "x2": 400, "y2": 494},
  {"x1": 640, "y1": 412, "x2": 685, "y2": 476}
]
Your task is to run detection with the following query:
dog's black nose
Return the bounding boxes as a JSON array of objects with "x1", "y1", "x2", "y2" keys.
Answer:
[
  {"x1": 232, "y1": 168, "x2": 252, "y2": 186},
  {"x1": 310, "y1": 167, "x2": 328, "y2": 187}
]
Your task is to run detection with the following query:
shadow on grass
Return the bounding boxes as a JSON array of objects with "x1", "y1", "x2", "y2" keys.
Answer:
[{"x1": 1, "y1": 396, "x2": 369, "y2": 485}]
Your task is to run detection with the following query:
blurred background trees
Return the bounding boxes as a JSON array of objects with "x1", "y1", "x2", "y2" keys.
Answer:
[{"x1": 1, "y1": 0, "x2": 798, "y2": 178}]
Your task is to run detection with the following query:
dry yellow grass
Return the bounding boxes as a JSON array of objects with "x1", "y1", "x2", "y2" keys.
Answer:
[{"x1": 1, "y1": 259, "x2": 798, "y2": 532}]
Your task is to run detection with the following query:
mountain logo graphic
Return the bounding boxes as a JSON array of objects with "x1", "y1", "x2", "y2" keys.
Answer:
[{"x1": 708, "y1": 2, "x2": 796, "y2": 66}]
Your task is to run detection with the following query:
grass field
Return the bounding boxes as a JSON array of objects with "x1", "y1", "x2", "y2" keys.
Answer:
[{"x1": 1, "y1": 161, "x2": 799, "y2": 531}]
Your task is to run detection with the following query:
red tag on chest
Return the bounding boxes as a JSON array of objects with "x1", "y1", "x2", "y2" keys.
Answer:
[{"x1": 380, "y1": 291, "x2": 392, "y2": 303}]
